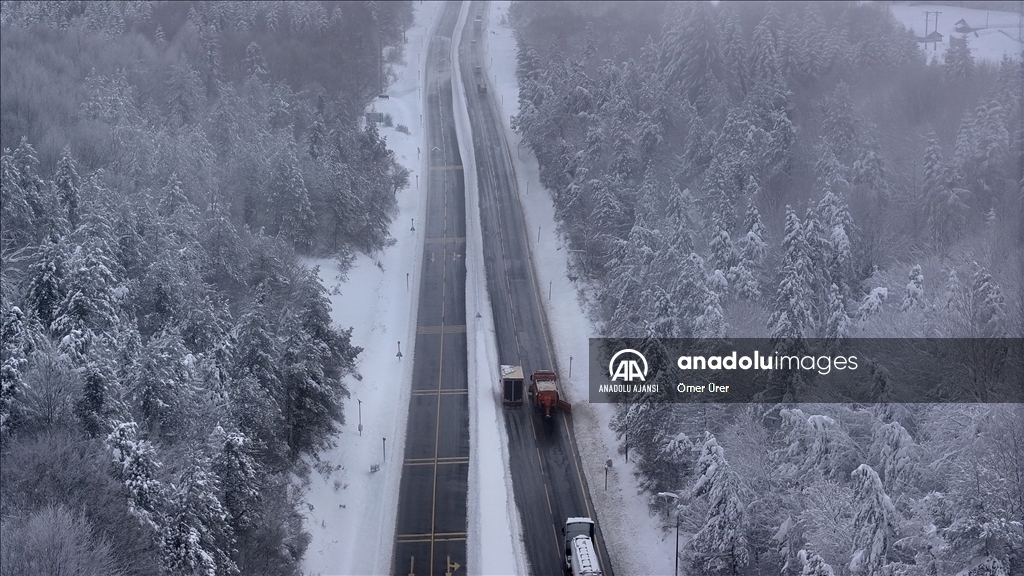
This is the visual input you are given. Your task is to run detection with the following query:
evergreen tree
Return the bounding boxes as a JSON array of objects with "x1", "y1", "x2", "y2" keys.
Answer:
[
  {"x1": 749, "y1": 9, "x2": 781, "y2": 85},
  {"x1": 0, "y1": 138, "x2": 48, "y2": 247},
  {"x1": 243, "y1": 42, "x2": 268, "y2": 80},
  {"x1": 163, "y1": 458, "x2": 238, "y2": 576},
  {"x1": 858, "y1": 287, "x2": 889, "y2": 322},
  {"x1": 1, "y1": 303, "x2": 39, "y2": 433},
  {"x1": 922, "y1": 137, "x2": 967, "y2": 247},
  {"x1": 780, "y1": 408, "x2": 855, "y2": 480},
  {"x1": 900, "y1": 265, "x2": 924, "y2": 311},
  {"x1": 691, "y1": 432, "x2": 749, "y2": 574},
  {"x1": 106, "y1": 421, "x2": 164, "y2": 531},
  {"x1": 817, "y1": 185, "x2": 855, "y2": 298},
  {"x1": 943, "y1": 34, "x2": 974, "y2": 81},
  {"x1": 769, "y1": 208, "x2": 814, "y2": 341},
  {"x1": 823, "y1": 283, "x2": 851, "y2": 343},
  {"x1": 54, "y1": 148, "x2": 81, "y2": 229},
  {"x1": 709, "y1": 218, "x2": 738, "y2": 280},
  {"x1": 269, "y1": 147, "x2": 316, "y2": 251},
  {"x1": 212, "y1": 428, "x2": 262, "y2": 532},
  {"x1": 849, "y1": 464, "x2": 897, "y2": 575},
  {"x1": 870, "y1": 421, "x2": 915, "y2": 493},
  {"x1": 51, "y1": 242, "x2": 124, "y2": 350},
  {"x1": 966, "y1": 269, "x2": 1007, "y2": 338},
  {"x1": 719, "y1": 8, "x2": 748, "y2": 101},
  {"x1": 75, "y1": 352, "x2": 115, "y2": 438},
  {"x1": 660, "y1": 2, "x2": 724, "y2": 108},
  {"x1": 734, "y1": 197, "x2": 767, "y2": 300},
  {"x1": 132, "y1": 329, "x2": 196, "y2": 439},
  {"x1": 798, "y1": 549, "x2": 837, "y2": 576},
  {"x1": 26, "y1": 238, "x2": 69, "y2": 330}
]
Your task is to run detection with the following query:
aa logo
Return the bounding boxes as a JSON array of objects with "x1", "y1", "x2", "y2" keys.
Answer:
[{"x1": 609, "y1": 349, "x2": 648, "y2": 382}]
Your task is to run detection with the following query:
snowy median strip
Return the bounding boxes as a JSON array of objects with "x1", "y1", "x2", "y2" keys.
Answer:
[{"x1": 451, "y1": 2, "x2": 526, "y2": 574}]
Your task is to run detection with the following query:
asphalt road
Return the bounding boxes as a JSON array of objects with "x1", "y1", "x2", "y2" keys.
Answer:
[
  {"x1": 457, "y1": 4, "x2": 614, "y2": 575},
  {"x1": 392, "y1": 3, "x2": 470, "y2": 575}
]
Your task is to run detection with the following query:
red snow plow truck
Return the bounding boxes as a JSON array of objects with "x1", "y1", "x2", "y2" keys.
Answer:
[{"x1": 528, "y1": 369, "x2": 571, "y2": 418}]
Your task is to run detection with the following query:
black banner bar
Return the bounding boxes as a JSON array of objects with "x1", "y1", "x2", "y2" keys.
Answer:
[{"x1": 589, "y1": 338, "x2": 1024, "y2": 403}]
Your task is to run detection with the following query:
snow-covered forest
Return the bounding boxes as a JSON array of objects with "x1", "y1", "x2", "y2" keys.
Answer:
[
  {"x1": 0, "y1": 1, "x2": 413, "y2": 573},
  {"x1": 511, "y1": 2, "x2": 1022, "y2": 575}
]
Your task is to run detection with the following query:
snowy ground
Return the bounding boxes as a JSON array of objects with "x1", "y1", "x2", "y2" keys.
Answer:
[
  {"x1": 477, "y1": 3, "x2": 677, "y2": 575},
  {"x1": 299, "y1": 3, "x2": 441, "y2": 575},
  {"x1": 887, "y1": 3, "x2": 1023, "y2": 63}
]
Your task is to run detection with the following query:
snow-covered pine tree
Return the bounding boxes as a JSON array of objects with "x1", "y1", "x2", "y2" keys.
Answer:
[
  {"x1": 817, "y1": 184, "x2": 854, "y2": 288},
  {"x1": 158, "y1": 173, "x2": 194, "y2": 219},
  {"x1": 51, "y1": 242, "x2": 125, "y2": 363},
  {"x1": 943, "y1": 34, "x2": 974, "y2": 81},
  {"x1": 691, "y1": 432, "x2": 749, "y2": 574},
  {"x1": 132, "y1": 329, "x2": 198, "y2": 439},
  {"x1": 212, "y1": 428, "x2": 262, "y2": 532},
  {"x1": 870, "y1": 421, "x2": 915, "y2": 494},
  {"x1": 802, "y1": 206, "x2": 831, "y2": 316},
  {"x1": 243, "y1": 42, "x2": 267, "y2": 80},
  {"x1": 0, "y1": 138, "x2": 48, "y2": 247},
  {"x1": 823, "y1": 283, "x2": 851, "y2": 343},
  {"x1": 708, "y1": 216, "x2": 738, "y2": 284},
  {"x1": 798, "y1": 549, "x2": 837, "y2": 576},
  {"x1": 848, "y1": 464, "x2": 897, "y2": 575},
  {"x1": 106, "y1": 421, "x2": 164, "y2": 531},
  {"x1": 768, "y1": 208, "x2": 815, "y2": 400},
  {"x1": 54, "y1": 148, "x2": 80, "y2": 229},
  {"x1": 820, "y1": 81, "x2": 857, "y2": 170},
  {"x1": 749, "y1": 9, "x2": 781, "y2": 86},
  {"x1": 162, "y1": 457, "x2": 238, "y2": 576},
  {"x1": 857, "y1": 287, "x2": 888, "y2": 322},
  {"x1": 900, "y1": 265, "x2": 925, "y2": 311},
  {"x1": 694, "y1": 290, "x2": 727, "y2": 338},
  {"x1": 769, "y1": 208, "x2": 814, "y2": 341},
  {"x1": 921, "y1": 137, "x2": 967, "y2": 247},
  {"x1": 967, "y1": 269, "x2": 1007, "y2": 338},
  {"x1": 270, "y1": 146, "x2": 316, "y2": 251},
  {"x1": 75, "y1": 350, "x2": 116, "y2": 438},
  {"x1": 659, "y1": 2, "x2": 723, "y2": 109},
  {"x1": 26, "y1": 237, "x2": 68, "y2": 330},
  {"x1": 0, "y1": 303, "x2": 41, "y2": 433},
  {"x1": 792, "y1": 5, "x2": 827, "y2": 85},
  {"x1": 733, "y1": 195, "x2": 767, "y2": 300},
  {"x1": 719, "y1": 7, "x2": 748, "y2": 101},
  {"x1": 779, "y1": 408, "x2": 856, "y2": 480}
]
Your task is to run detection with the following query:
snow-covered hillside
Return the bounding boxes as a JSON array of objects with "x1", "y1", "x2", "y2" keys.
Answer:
[{"x1": 888, "y1": 3, "x2": 1023, "y2": 62}]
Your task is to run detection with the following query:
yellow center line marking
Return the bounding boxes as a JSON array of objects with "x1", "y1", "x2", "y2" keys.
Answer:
[
  {"x1": 417, "y1": 324, "x2": 468, "y2": 334},
  {"x1": 550, "y1": 523, "x2": 562, "y2": 564},
  {"x1": 412, "y1": 388, "x2": 469, "y2": 396},
  {"x1": 397, "y1": 536, "x2": 468, "y2": 543},
  {"x1": 405, "y1": 457, "x2": 469, "y2": 466}
]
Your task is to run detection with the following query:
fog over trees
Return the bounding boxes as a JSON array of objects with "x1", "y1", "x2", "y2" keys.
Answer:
[
  {"x1": 1, "y1": 1, "x2": 412, "y2": 573},
  {"x1": 511, "y1": 2, "x2": 1022, "y2": 575}
]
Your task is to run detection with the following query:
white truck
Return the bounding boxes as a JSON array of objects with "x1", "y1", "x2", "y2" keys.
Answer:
[{"x1": 563, "y1": 517, "x2": 602, "y2": 576}]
